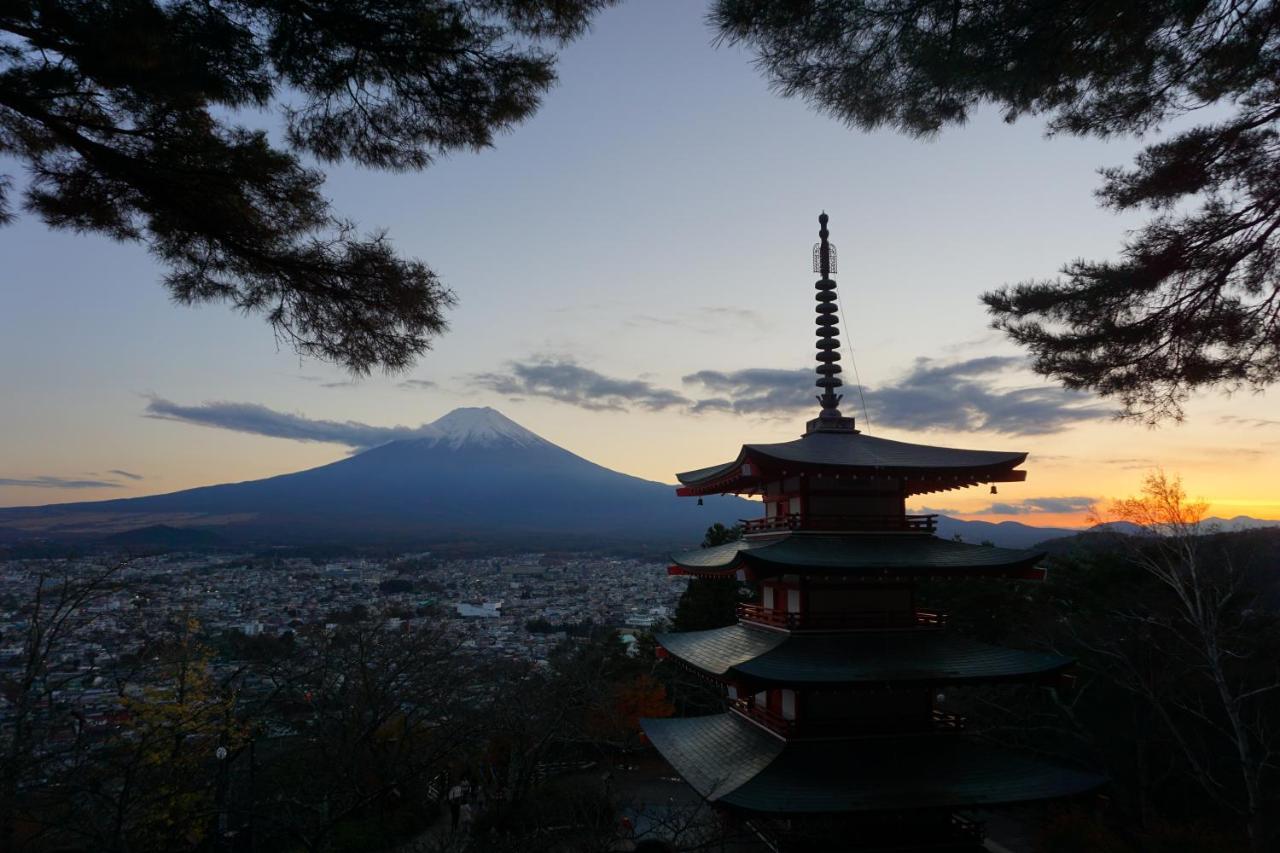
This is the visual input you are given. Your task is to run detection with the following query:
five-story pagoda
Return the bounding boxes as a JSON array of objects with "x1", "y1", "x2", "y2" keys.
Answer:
[{"x1": 642, "y1": 214, "x2": 1104, "y2": 852}]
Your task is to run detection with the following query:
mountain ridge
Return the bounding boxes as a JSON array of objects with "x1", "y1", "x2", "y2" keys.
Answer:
[
  {"x1": 3, "y1": 407, "x2": 1276, "y2": 550},
  {"x1": 0, "y1": 408, "x2": 752, "y2": 547}
]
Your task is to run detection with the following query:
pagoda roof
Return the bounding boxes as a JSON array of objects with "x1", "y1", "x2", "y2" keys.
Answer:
[
  {"x1": 641, "y1": 713, "x2": 1105, "y2": 814},
  {"x1": 657, "y1": 624, "x2": 1071, "y2": 686},
  {"x1": 675, "y1": 430, "x2": 1027, "y2": 497},
  {"x1": 670, "y1": 533, "x2": 1044, "y2": 580}
]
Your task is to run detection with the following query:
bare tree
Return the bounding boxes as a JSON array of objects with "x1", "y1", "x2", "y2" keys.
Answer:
[
  {"x1": 250, "y1": 621, "x2": 481, "y2": 852},
  {"x1": 0, "y1": 559, "x2": 129, "y2": 853},
  {"x1": 1080, "y1": 473, "x2": 1280, "y2": 851}
]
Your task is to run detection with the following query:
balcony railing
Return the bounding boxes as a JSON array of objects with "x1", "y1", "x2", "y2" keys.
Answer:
[
  {"x1": 737, "y1": 603, "x2": 947, "y2": 632},
  {"x1": 741, "y1": 513, "x2": 938, "y2": 534},
  {"x1": 729, "y1": 699, "x2": 965, "y2": 739}
]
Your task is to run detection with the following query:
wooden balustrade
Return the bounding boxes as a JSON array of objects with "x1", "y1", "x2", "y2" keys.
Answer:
[
  {"x1": 729, "y1": 698, "x2": 966, "y2": 738},
  {"x1": 737, "y1": 603, "x2": 947, "y2": 631},
  {"x1": 740, "y1": 513, "x2": 938, "y2": 534}
]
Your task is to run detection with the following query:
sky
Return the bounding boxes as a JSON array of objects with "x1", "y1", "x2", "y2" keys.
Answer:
[{"x1": 2, "y1": 0, "x2": 1278, "y2": 527}]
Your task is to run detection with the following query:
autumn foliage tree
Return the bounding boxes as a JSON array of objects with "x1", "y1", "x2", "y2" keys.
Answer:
[
  {"x1": 587, "y1": 673, "x2": 673, "y2": 749},
  {"x1": 104, "y1": 617, "x2": 245, "y2": 852}
]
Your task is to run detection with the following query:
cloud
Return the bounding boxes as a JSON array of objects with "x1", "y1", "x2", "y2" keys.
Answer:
[
  {"x1": 291, "y1": 374, "x2": 360, "y2": 389},
  {"x1": 473, "y1": 359, "x2": 690, "y2": 412},
  {"x1": 562, "y1": 302, "x2": 767, "y2": 333},
  {"x1": 107, "y1": 469, "x2": 144, "y2": 480},
  {"x1": 972, "y1": 496, "x2": 1096, "y2": 515},
  {"x1": 1100, "y1": 456, "x2": 1158, "y2": 469},
  {"x1": 0, "y1": 476, "x2": 124, "y2": 489},
  {"x1": 461, "y1": 355, "x2": 1107, "y2": 436},
  {"x1": 683, "y1": 368, "x2": 814, "y2": 415},
  {"x1": 683, "y1": 357, "x2": 1110, "y2": 434},
  {"x1": 398, "y1": 379, "x2": 437, "y2": 390},
  {"x1": 1218, "y1": 415, "x2": 1280, "y2": 429},
  {"x1": 866, "y1": 356, "x2": 1110, "y2": 435},
  {"x1": 144, "y1": 397, "x2": 434, "y2": 450}
]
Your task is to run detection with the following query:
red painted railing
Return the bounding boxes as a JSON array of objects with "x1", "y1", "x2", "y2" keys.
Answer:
[
  {"x1": 741, "y1": 513, "x2": 938, "y2": 534},
  {"x1": 729, "y1": 699, "x2": 965, "y2": 738},
  {"x1": 736, "y1": 603, "x2": 946, "y2": 631}
]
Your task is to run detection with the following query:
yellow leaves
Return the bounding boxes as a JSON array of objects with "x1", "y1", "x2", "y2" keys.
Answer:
[
  {"x1": 108, "y1": 619, "x2": 247, "y2": 848},
  {"x1": 1107, "y1": 470, "x2": 1208, "y2": 532}
]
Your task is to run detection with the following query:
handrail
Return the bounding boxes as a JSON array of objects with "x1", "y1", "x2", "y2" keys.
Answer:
[
  {"x1": 741, "y1": 513, "x2": 938, "y2": 534},
  {"x1": 737, "y1": 603, "x2": 947, "y2": 631},
  {"x1": 729, "y1": 699, "x2": 966, "y2": 738}
]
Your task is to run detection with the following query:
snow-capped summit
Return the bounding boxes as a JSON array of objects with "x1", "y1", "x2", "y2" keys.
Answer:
[
  {"x1": 422, "y1": 407, "x2": 550, "y2": 449},
  {"x1": 0, "y1": 405, "x2": 753, "y2": 545}
]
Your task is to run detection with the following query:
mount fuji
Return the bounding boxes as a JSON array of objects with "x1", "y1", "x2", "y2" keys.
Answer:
[{"x1": 0, "y1": 408, "x2": 754, "y2": 548}]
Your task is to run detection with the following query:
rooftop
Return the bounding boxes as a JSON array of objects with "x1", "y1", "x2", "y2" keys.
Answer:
[
  {"x1": 676, "y1": 431, "x2": 1028, "y2": 498},
  {"x1": 656, "y1": 624, "x2": 1072, "y2": 686},
  {"x1": 641, "y1": 713, "x2": 1105, "y2": 814},
  {"x1": 669, "y1": 533, "x2": 1045, "y2": 580}
]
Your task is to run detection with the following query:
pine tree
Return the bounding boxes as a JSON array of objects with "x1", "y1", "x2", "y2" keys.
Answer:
[
  {"x1": 0, "y1": 1, "x2": 612, "y2": 373},
  {"x1": 712, "y1": 0, "x2": 1280, "y2": 420},
  {"x1": 672, "y1": 523, "x2": 745, "y2": 631}
]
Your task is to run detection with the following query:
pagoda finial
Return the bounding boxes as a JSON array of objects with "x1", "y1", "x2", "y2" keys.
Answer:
[{"x1": 808, "y1": 212, "x2": 857, "y2": 434}]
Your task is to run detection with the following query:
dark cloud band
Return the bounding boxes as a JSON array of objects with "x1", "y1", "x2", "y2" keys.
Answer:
[
  {"x1": 473, "y1": 360, "x2": 689, "y2": 412},
  {"x1": 975, "y1": 496, "x2": 1096, "y2": 515},
  {"x1": 0, "y1": 476, "x2": 124, "y2": 489},
  {"x1": 144, "y1": 397, "x2": 434, "y2": 450},
  {"x1": 681, "y1": 356, "x2": 1110, "y2": 435}
]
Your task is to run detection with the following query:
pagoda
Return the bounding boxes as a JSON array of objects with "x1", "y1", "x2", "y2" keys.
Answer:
[{"x1": 642, "y1": 214, "x2": 1104, "y2": 852}]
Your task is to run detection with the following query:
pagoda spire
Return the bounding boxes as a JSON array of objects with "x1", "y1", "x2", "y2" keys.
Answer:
[{"x1": 808, "y1": 212, "x2": 857, "y2": 434}]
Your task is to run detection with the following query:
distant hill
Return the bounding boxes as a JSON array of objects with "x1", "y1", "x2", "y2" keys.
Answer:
[
  {"x1": 944, "y1": 516, "x2": 1280, "y2": 550},
  {"x1": 933, "y1": 516, "x2": 1079, "y2": 549},
  {"x1": 0, "y1": 408, "x2": 753, "y2": 549},
  {"x1": 1202, "y1": 515, "x2": 1280, "y2": 532},
  {"x1": 103, "y1": 524, "x2": 226, "y2": 551}
]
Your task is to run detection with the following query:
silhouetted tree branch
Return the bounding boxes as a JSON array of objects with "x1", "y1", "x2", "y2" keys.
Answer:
[
  {"x1": 0, "y1": 1, "x2": 613, "y2": 373},
  {"x1": 712, "y1": 0, "x2": 1280, "y2": 420}
]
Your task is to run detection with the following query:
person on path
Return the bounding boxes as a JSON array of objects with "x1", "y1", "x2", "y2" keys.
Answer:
[{"x1": 447, "y1": 783, "x2": 464, "y2": 830}]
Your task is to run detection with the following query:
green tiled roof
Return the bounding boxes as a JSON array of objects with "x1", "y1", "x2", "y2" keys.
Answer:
[
  {"x1": 676, "y1": 432, "x2": 1025, "y2": 485},
  {"x1": 641, "y1": 714, "x2": 1105, "y2": 814},
  {"x1": 671, "y1": 533, "x2": 1042, "y2": 577},
  {"x1": 657, "y1": 625, "x2": 1072, "y2": 686}
]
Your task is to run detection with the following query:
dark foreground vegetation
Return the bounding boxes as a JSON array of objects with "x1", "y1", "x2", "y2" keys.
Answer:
[
  {"x1": 1, "y1": 579, "x2": 681, "y2": 853},
  {"x1": 917, "y1": 478, "x2": 1280, "y2": 853},
  {"x1": 2, "y1": 477, "x2": 1277, "y2": 853}
]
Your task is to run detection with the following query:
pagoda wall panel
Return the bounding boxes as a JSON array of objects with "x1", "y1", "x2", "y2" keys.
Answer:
[
  {"x1": 806, "y1": 688, "x2": 931, "y2": 722},
  {"x1": 807, "y1": 585, "x2": 911, "y2": 615},
  {"x1": 808, "y1": 493, "x2": 901, "y2": 517}
]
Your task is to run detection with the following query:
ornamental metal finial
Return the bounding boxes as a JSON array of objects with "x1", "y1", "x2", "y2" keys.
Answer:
[{"x1": 808, "y1": 212, "x2": 857, "y2": 434}]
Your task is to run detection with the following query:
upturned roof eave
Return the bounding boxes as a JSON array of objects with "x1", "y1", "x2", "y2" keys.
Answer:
[
  {"x1": 674, "y1": 444, "x2": 1029, "y2": 497},
  {"x1": 641, "y1": 714, "x2": 1107, "y2": 815},
  {"x1": 654, "y1": 627, "x2": 1075, "y2": 687},
  {"x1": 667, "y1": 535, "x2": 1048, "y2": 579}
]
